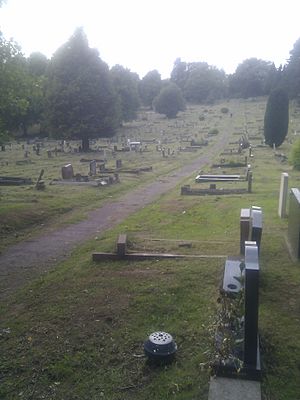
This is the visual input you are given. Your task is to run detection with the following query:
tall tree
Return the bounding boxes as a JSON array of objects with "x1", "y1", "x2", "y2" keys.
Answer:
[
  {"x1": 0, "y1": 32, "x2": 30, "y2": 135},
  {"x1": 183, "y1": 62, "x2": 226, "y2": 103},
  {"x1": 170, "y1": 58, "x2": 188, "y2": 91},
  {"x1": 284, "y1": 38, "x2": 300, "y2": 99},
  {"x1": 110, "y1": 65, "x2": 140, "y2": 122},
  {"x1": 45, "y1": 27, "x2": 120, "y2": 151},
  {"x1": 153, "y1": 83, "x2": 185, "y2": 118},
  {"x1": 28, "y1": 52, "x2": 48, "y2": 76},
  {"x1": 229, "y1": 58, "x2": 277, "y2": 98},
  {"x1": 264, "y1": 88, "x2": 289, "y2": 148},
  {"x1": 139, "y1": 70, "x2": 162, "y2": 108}
]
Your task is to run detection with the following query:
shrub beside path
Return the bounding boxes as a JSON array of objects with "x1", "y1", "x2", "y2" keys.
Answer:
[{"x1": 0, "y1": 130, "x2": 230, "y2": 299}]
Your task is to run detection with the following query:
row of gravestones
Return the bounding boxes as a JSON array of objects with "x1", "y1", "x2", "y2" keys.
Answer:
[
  {"x1": 216, "y1": 174, "x2": 300, "y2": 380},
  {"x1": 61, "y1": 160, "x2": 123, "y2": 179},
  {"x1": 218, "y1": 206, "x2": 262, "y2": 380}
]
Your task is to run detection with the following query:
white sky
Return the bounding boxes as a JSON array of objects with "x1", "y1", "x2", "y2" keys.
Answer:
[{"x1": 0, "y1": 0, "x2": 300, "y2": 79}]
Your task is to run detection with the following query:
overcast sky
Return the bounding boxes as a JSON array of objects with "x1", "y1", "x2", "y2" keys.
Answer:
[{"x1": 0, "y1": 0, "x2": 299, "y2": 78}]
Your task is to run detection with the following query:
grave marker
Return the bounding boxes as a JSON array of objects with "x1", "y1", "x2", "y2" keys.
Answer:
[
  {"x1": 240, "y1": 208, "x2": 251, "y2": 254},
  {"x1": 287, "y1": 188, "x2": 300, "y2": 259},
  {"x1": 89, "y1": 160, "x2": 97, "y2": 176},
  {"x1": 244, "y1": 242, "x2": 260, "y2": 370},
  {"x1": 61, "y1": 164, "x2": 74, "y2": 179},
  {"x1": 278, "y1": 173, "x2": 289, "y2": 218},
  {"x1": 250, "y1": 206, "x2": 262, "y2": 252}
]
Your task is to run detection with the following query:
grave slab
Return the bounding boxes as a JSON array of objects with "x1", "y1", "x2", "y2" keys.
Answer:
[{"x1": 208, "y1": 377, "x2": 261, "y2": 400}]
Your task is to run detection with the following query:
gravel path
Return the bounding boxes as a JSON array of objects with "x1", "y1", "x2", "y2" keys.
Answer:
[{"x1": 0, "y1": 130, "x2": 231, "y2": 299}]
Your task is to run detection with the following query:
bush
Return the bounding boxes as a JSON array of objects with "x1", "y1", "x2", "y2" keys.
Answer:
[
  {"x1": 208, "y1": 128, "x2": 219, "y2": 135},
  {"x1": 221, "y1": 107, "x2": 229, "y2": 114},
  {"x1": 153, "y1": 83, "x2": 185, "y2": 118}
]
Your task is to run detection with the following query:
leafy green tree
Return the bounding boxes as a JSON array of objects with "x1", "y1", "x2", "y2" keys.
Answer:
[
  {"x1": 28, "y1": 52, "x2": 48, "y2": 76},
  {"x1": 229, "y1": 58, "x2": 277, "y2": 98},
  {"x1": 110, "y1": 65, "x2": 140, "y2": 122},
  {"x1": 264, "y1": 88, "x2": 289, "y2": 147},
  {"x1": 153, "y1": 83, "x2": 185, "y2": 118},
  {"x1": 284, "y1": 38, "x2": 300, "y2": 99},
  {"x1": 45, "y1": 27, "x2": 120, "y2": 151},
  {"x1": 0, "y1": 32, "x2": 30, "y2": 135},
  {"x1": 183, "y1": 62, "x2": 227, "y2": 103},
  {"x1": 139, "y1": 70, "x2": 162, "y2": 108},
  {"x1": 170, "y1": 58, "x2": 188, "y2": 91}
]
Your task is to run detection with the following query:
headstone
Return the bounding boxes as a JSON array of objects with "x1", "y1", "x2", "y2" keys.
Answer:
[
  {"x1": 244, "y1": 241, "x2": 260, "y2": 369},
  {"x1": 99, "y1": 163, "x2": 106, "y2": 172},
  {"x1": 116, "y1": 159, "x2": 122, "y2": 169},
  {"x1": 89, "y1": 160, "x2": 97, "y2": 176},
  {"x1": 117, "y1": 234, "x2": 127, "y2": 257},
  {"x1": 248, "y1": 171, "x2": 253, "y2": 193},
  {"x1": 240, "y1": 208, "x2": 251, "y2": 254},
  {"x1": 278, "y1": 173, "x2": 289, "y2": 218},
  {"x1": 250, "y1": 206, "x2": 262, "y2": 252},
  {"x1": 47, "y1": 150, "x2": 52, "y2": 158},
  {"x1": 287, "y1": 188, "x2": 300, "y2": 259},
  {"x1": 61, "y1": 164, "x2": 74, "y2": 179}
]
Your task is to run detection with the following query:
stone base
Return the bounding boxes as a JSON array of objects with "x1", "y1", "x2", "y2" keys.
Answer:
[{"x1": 208, "y1": 377, "x2": 261, "y2": 400}]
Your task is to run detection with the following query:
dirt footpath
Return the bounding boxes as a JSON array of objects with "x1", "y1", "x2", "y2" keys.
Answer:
[{"x1": 0, "y1": 131, "x2": 230, "y2": 300}]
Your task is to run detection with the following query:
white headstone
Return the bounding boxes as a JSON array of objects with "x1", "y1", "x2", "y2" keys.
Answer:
[{"x1": 278, "y1": 173, "x2": 289, "y2": 218}]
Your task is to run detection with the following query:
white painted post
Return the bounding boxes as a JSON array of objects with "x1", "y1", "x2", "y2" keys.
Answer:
[{"x1": 278, "y1": 173, "x2": 289, "y2": 218}]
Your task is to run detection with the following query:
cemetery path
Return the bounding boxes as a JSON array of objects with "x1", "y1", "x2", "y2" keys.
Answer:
[{"x1": 0, "y1": 130, "x2": 231, "y2": 300}]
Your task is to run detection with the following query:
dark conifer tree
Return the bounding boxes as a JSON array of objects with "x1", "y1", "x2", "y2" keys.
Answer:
[{"x1": 264, "y1": 88, "x2": 289, "y2": 147}]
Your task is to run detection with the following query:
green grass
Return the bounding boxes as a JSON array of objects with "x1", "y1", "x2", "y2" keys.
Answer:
[{"x1": 1, "y1": 98, "x2": 300, "y2": 399}]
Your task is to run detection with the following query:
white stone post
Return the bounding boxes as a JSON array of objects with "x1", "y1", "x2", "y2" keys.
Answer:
[{"x1": 278, "y1": 173, "x2": 289, "y2": 218}]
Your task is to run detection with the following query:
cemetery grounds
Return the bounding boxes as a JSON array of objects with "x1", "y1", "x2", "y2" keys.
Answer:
[{"x1": 0, "y1": 98, "x2": 300, "y2": 399}]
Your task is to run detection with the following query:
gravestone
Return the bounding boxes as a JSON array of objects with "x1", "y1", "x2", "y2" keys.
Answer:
[
  {"x1": 250, "y1": 206, "x2": 262, "y2": 252},
  {"x1": 99, "y1": 163, "x2": 106, "y2": 172},
  {"x1": 61, "y1": 164, "x2": 74, "y2": 179},
  {"x1": 117, "y1": 234, "x2": 127, "y2": 257},
  {"x1": 278, "y1": 173, "x2": 289, "y2": 218},
  {"x1": 116, "y1": 159, "x2": 122, "y2": 169},
  {"x1": 240, "y1": 208, "x2": 251, "y2": 254},
  {"x1": 287, "y1": 188, "x2": 300, "y2": 259},
  {"x1": 244, "y1": 241, "x2": 260, "y2": 371},
  {"x1": 247, "y1": 171, "x2": 253, "y2": 193},
  {"x1": 89, "y1": 160, "x2": 97, "y2": 176}
]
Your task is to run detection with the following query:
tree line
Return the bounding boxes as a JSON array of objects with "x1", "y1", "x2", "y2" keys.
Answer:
[{"x1": 1, "y1": 26, "x2": 300, "y2": 149}]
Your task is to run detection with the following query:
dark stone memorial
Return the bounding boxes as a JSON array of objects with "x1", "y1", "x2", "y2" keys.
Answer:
[
  {"x1": 61, "y1": 164, "x2": 74, "y2": 179},
  {"x1": 244, "y1": 241, "x2": 260, "y2": 374},
  {"x1": 217, "y1": 242, "x2": 261, "y2": 380}
]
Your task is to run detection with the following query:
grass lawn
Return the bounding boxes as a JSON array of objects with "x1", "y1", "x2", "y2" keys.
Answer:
[{"x1": 1, "y1": 98, "x2": 300, "y2": 399}]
